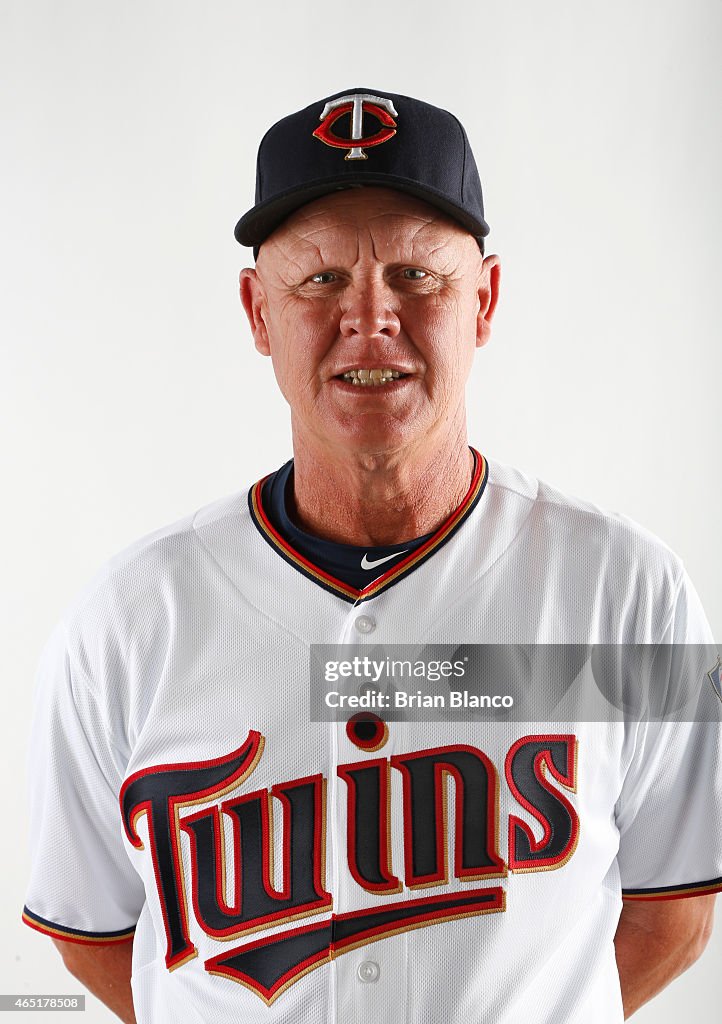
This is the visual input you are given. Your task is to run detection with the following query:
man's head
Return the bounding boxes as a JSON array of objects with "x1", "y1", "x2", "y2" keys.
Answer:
[
  {"x1": 239, "y1": 185, "x2": 500, "y2": 461},
  {"x1": 235, "y1": 88, "x2": 499, "y2": 463},
  {"x1": 235, "y1": 88, "x2": 491, "y2": 260}
]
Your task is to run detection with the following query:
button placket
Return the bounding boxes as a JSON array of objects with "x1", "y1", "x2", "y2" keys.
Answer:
[{"x1": 357, "y1": 960, "x2": 380, "y2": 983}]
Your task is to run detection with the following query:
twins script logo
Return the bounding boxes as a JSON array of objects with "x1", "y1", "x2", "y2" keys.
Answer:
[
  {"x1": 313, "y1": 92, "x2": 398, "y2": 160},
  {"x1": 120, "y1": 728, "x2": 579, "y2": 1004}
]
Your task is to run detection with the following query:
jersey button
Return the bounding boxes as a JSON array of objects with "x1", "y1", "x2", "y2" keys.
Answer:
[
  {"x1": 357, "y1": 960, "x2": 380, "y2": 983},
  {"x1": 354, "y1": 614, "x2": 376, "y2": 634}
]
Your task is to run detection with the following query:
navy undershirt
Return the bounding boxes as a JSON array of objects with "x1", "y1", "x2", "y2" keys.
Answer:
[{"x1": 262, "y1": 460, "x2": 435, "y2": 591}]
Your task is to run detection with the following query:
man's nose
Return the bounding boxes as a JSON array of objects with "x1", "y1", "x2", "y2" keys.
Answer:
[{"x1": 339, "y1": 274, "x2": 401, "y2": 340}]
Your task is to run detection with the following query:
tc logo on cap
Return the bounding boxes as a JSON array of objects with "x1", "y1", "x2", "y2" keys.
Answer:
[{"x1": 313, "y1": 93, "x2": 398, "y2": 161}]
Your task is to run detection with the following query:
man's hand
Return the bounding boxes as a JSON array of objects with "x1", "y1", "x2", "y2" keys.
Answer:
[
  {"x1": 614, "y1": 894, "x2": 716, "y2": 1018},
  {"x1": 52, "y1": 936, "x2": 136, "y2": 1024}
]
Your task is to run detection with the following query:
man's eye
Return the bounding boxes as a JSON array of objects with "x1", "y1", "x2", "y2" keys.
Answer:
[
  {"x1": 309, "y1": 272, "x2": 337, "y2": 284},
  {"x1": 403, "y1": 268, "x2": 427, "y2": 280}
]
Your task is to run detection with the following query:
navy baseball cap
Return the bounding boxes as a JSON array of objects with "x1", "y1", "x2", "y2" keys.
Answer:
[{"x1": 234, "y1": 87, "x2": 490, "y2": 260}]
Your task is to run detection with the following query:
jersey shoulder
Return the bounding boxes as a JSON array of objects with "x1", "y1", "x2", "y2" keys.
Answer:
[
  {"x1": 60, "y1": 488, "x2": 244, "y2": 619},
  {"x1": 484, "y1": 456, "x2": 687, "y2": 641},
  {"x1": 487, "y1": 455, "x2": 682, "y2": 569},
  {"x1": 52, "y1": 487, "x2": 251, "y2": 702}
]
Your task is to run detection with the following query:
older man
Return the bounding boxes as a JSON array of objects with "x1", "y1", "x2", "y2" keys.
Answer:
[{"x1": 23, "y1": 88, "x2": 721, "y2": 1024}]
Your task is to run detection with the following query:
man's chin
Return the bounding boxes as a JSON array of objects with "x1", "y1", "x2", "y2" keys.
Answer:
[{"x1": 296, "y1": 406, "x2": 432, "y2": 461}]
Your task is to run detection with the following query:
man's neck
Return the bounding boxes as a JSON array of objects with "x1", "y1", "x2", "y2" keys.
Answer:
[{"x1": 287, "y1": 431, "x2": 475, "y2": 547}]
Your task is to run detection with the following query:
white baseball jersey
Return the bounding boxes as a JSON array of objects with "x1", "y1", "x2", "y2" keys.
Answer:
[{"x1": 23, "y1": 450, "x2": 722, "y2": 1023}]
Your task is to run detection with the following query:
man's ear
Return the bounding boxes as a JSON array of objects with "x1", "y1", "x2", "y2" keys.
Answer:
[
  {"x1": 239, "y1": 267, "x2": 271, "y2": 356},
  {"x1": 476, "y1": 255, "x2": 501, "y2": 349}
]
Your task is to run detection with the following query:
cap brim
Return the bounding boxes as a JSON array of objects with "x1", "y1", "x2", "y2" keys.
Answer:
[{"x1": 234, "y1": 173, "x2": 490, "y2": 248}]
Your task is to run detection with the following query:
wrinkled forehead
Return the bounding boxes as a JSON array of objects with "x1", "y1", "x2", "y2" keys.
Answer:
[{"x1": 261, "y1": 186, "x2": 475, "y2": 267}]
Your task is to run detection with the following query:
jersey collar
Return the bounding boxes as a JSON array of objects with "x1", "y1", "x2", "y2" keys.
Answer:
[{"x1": 248, "y1": 448, "x2": 489, "y2": 604}]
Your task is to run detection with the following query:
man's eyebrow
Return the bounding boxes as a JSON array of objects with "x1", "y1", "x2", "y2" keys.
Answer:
[
  {"x1": 403, "y1": 241, "x2": 463, "y2": 273},
  {"x1": 404, "y1": 242, "x2": 450, "y2": 264},
  {"x1": 275, "y1": 231, "x2": 460, "y2": 272}
]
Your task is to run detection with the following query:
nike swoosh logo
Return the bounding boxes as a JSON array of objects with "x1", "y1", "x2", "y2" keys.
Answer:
[{"x1": 361, "y1": 550, "x2": 408, "y2": 571}]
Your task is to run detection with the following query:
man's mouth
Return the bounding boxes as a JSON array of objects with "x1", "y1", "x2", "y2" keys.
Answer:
[{"x1": 337, "y1": 368, "x2": 407, "y2": 387}]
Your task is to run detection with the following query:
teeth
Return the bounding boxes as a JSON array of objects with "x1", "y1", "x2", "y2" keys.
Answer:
[{"x1": 341, "y1": 368, "x2": 403, "y2": 386}]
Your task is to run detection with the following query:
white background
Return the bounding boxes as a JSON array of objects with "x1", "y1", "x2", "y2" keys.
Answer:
[{"x1": 1, "y1": 0, "x2": 720, "y2": 1019}]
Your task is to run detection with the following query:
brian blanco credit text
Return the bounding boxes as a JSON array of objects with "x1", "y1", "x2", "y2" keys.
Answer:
[{"x1": 325, "y1": 690, "x2": 514, "y2": 709}]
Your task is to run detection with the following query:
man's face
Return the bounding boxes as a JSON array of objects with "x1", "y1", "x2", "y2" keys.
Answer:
[{"x1": 239, "y1": 186, "x2": 500, "y2": 460}]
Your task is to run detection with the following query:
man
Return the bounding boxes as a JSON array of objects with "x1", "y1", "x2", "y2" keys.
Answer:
[{"x1": 23, "y1": 87, "x2": 721, "y2": 1023}]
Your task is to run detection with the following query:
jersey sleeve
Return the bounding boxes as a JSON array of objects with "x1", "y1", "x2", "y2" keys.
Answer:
[
  {"x1": 615, "y1": 566, "x2": 722, "y2": 900},
  {"x1": 22, "y1": 618, "x2": 145, "y2": 944}
]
